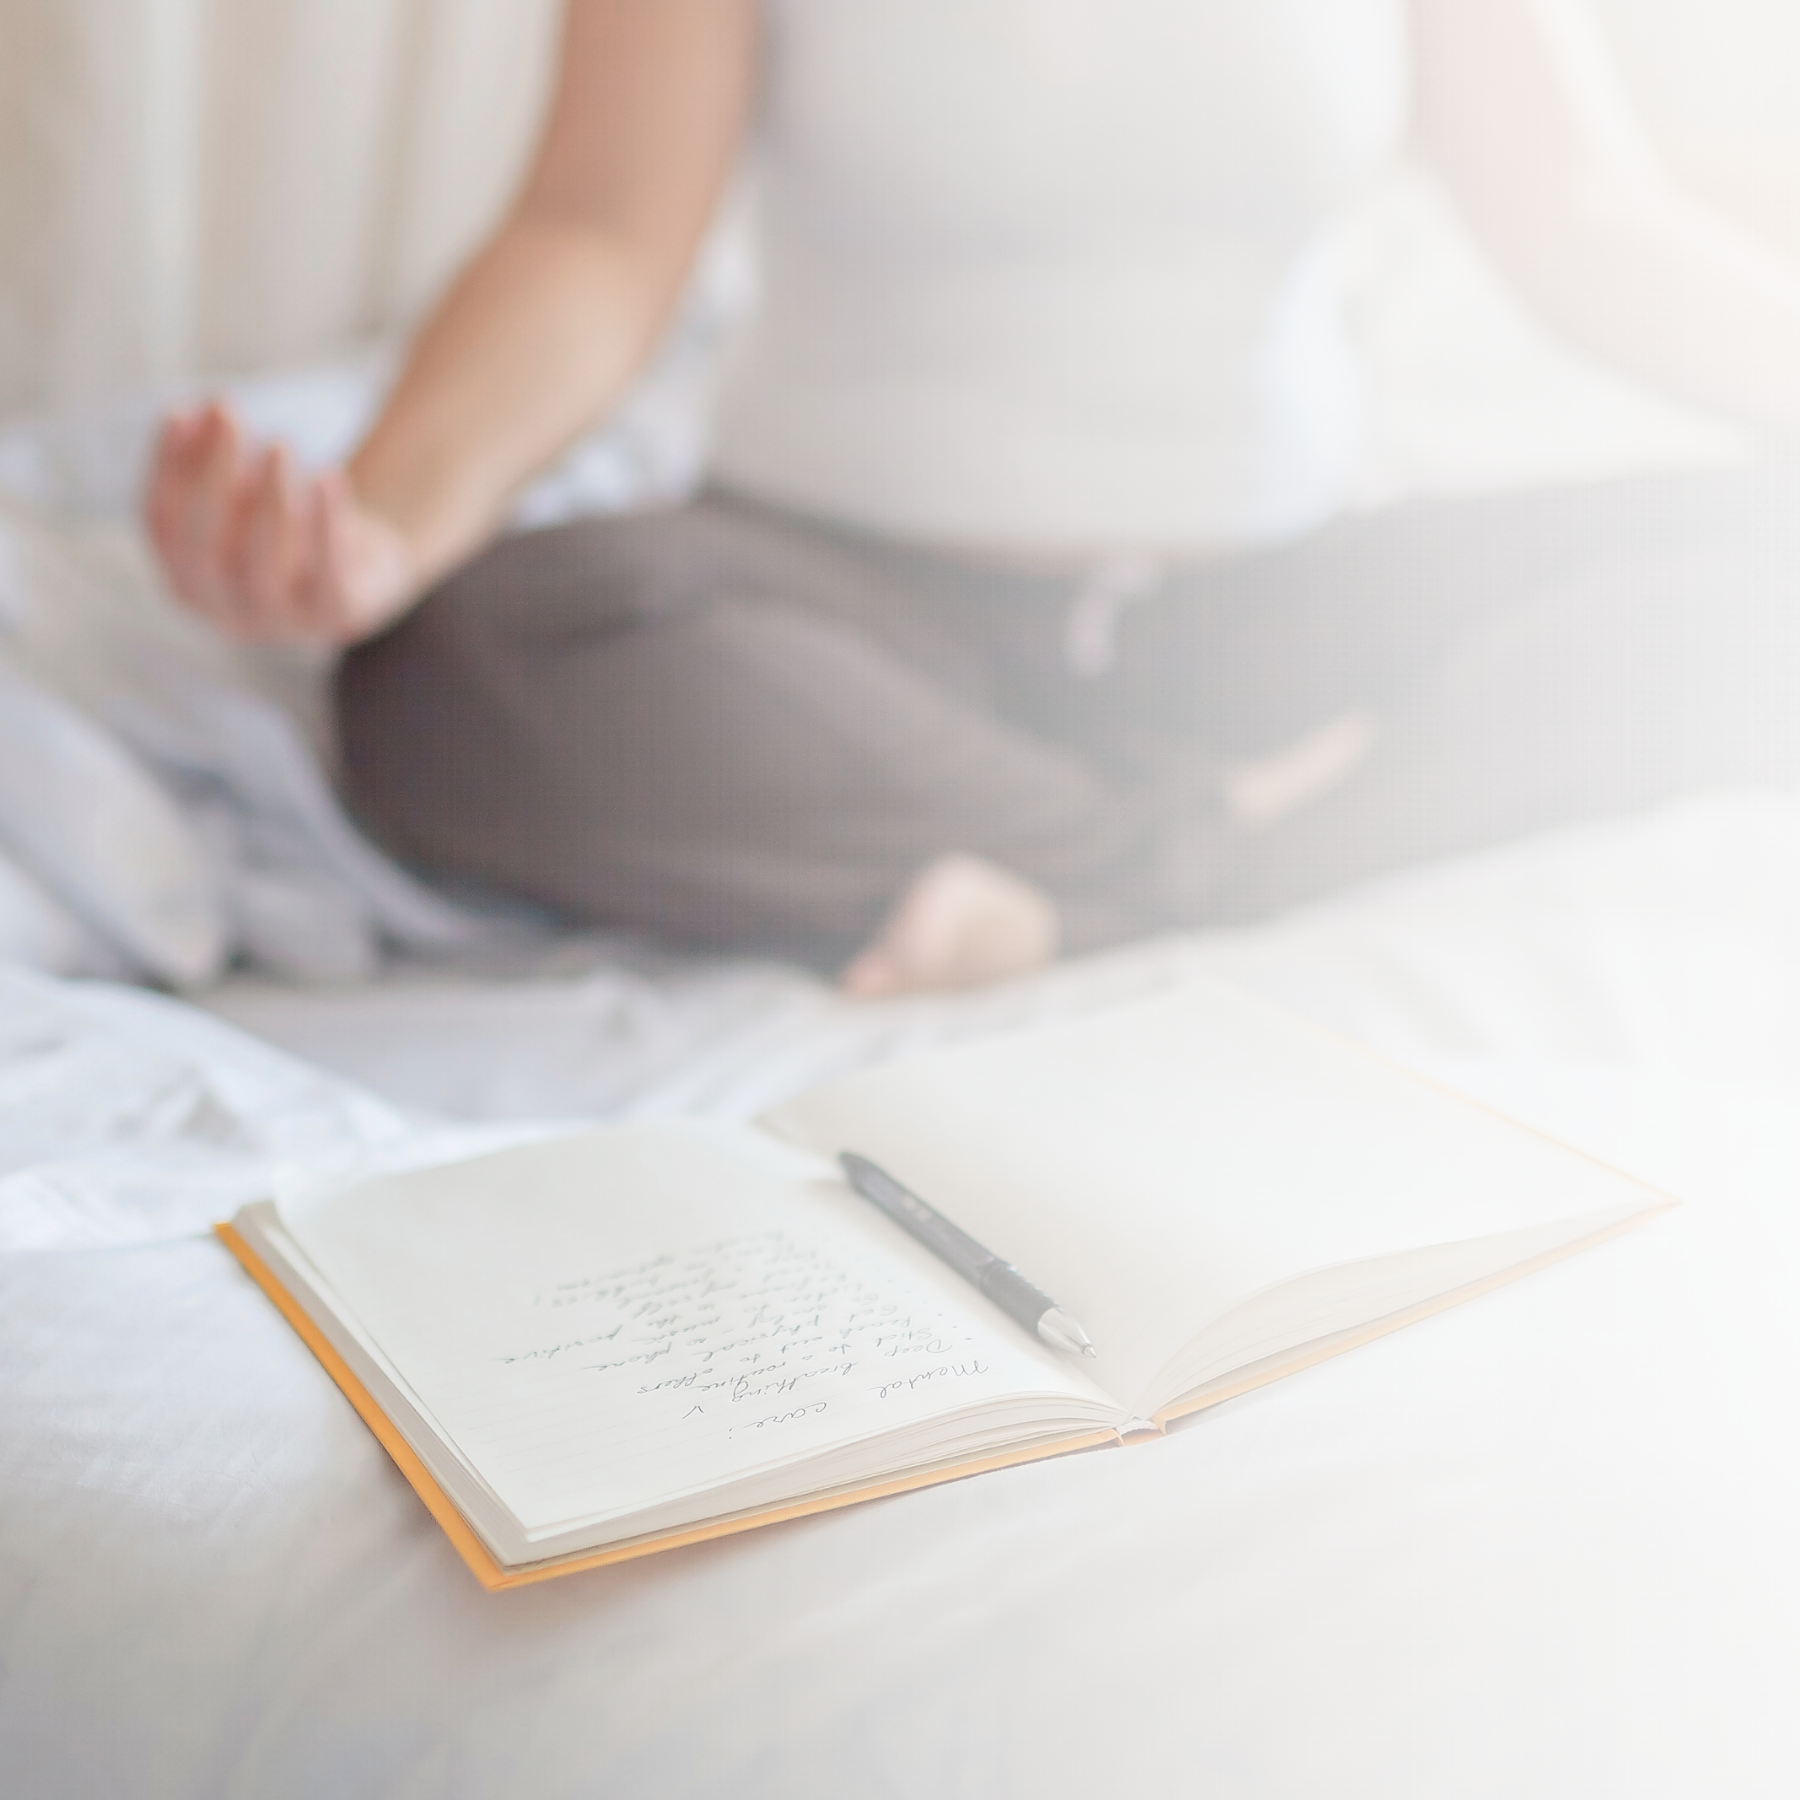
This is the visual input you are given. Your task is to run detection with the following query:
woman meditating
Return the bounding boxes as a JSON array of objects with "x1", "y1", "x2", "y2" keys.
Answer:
[{"x1": 145, "y1": 0, "x2": 1800, "y2": 994}]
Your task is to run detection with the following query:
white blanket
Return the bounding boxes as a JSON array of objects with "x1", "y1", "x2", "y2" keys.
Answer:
[{"x1": 5, "y1": 792, "x2": 1800, "y2": 1798}]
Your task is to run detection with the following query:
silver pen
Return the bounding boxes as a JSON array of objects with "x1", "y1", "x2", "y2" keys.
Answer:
[{"x1": 837, "y1": 1152, "x2": 1098, "y2": 1358}]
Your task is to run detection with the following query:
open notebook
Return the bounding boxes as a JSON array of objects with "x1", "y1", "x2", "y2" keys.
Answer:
[{"x1": 220, "y1": 982, "x2": 1672, "y2": 1588}]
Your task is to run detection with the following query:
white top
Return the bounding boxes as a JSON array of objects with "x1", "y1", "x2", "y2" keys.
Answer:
[{"x1": 712, "y1": 0, "x2": 1410, "y2": 552}]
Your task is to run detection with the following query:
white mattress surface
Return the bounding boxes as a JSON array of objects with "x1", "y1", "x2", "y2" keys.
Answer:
[{"x1": 6, "y1": 791, "x2": 1800, "y2": 1797}]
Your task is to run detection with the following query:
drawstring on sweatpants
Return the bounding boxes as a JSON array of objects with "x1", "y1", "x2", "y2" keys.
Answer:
[{"x1": 1064, "y1": 553, "x2": 1164, "y2": 677}]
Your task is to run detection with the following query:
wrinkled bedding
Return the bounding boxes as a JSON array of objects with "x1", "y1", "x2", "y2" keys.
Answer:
[{"x1": 6, "y1": 791, "x2": 1800, "y2": 1798}]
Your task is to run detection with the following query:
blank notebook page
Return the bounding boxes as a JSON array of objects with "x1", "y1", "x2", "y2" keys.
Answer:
[{"x1": 765, "y1": 986, "x2": 1663, "y2": 1410}]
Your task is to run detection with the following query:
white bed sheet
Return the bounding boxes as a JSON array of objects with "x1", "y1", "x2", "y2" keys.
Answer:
[
  {"x1": 5, "y1": 1069, "x2": 1797, "y2": 1798},
  {"x1": 6, "y1": 790, "x2": 1800, "y2": 1798}
]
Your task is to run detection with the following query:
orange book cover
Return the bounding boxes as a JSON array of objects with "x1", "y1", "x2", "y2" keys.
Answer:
[{"x1": 216, "y1": 1222, "x2": 1120, "y2": 1590}]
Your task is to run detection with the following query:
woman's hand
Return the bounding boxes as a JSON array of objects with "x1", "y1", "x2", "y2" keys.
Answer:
[
  {"x1": 144, "y1": 401, "x2": 420, "y2": 645},
  {"x1": 142, "y1": 2, "x2": 756, "y2": 648}
]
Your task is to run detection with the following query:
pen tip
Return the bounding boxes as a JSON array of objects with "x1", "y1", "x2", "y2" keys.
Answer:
[{"x1": 1082, "y1": 1345, "x2": 1098, "y2": 1359}]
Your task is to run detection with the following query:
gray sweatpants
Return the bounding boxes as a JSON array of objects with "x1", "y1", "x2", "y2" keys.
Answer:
[{"x1": 337, "y1": 468, "x2": 1800, "y2": 967}]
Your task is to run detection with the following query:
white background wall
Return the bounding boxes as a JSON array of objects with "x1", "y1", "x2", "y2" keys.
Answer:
[
  {"x1": 0, "y1": 0, "x2": 1795, "y2": 418},
  {"x1": 0, "y1": 0, "x2": 560, "y2": 412}
]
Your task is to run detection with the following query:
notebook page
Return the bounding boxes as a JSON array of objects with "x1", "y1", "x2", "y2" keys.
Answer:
[
  {"x1": 763, "y1": 981, "x2": 1669, "y2": 1413},
  {"x1": 281, "y1": 1125, "x2": 1114, "y2": 1535}
]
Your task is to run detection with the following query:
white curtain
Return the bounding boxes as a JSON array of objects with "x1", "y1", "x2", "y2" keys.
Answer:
[
  {"x1": 0, "y1": 0, "x2": 1795, "y2": 419},
  {"x1": 0, "y1": 0, "x2": 561, "y2": 413}
]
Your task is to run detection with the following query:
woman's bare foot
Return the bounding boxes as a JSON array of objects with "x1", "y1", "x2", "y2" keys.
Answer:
[{"x1": 838, "y1": 854, "x2": 1061, "y2": 998}]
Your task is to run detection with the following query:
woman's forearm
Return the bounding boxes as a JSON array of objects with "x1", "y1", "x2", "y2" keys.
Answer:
[
  {"x1": 143, "y1": 2, "x2": 756, "y2": 647},
  {"x1": 348, "y1": 0, "x2": 758, "y2": 586},
  {"x1": 346, "y1": 214, "x2": 675, "y2": 584}
]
